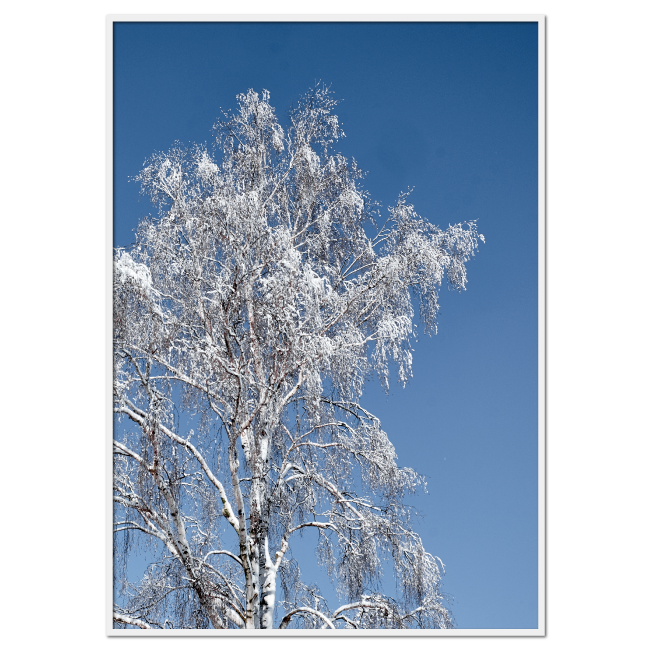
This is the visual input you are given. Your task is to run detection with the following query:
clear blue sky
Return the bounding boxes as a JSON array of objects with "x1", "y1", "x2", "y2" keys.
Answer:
[{"x1": 113, "y1": 20, "x2": 539, "y2": 629}]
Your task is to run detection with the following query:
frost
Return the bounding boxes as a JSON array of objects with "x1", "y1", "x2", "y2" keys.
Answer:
[
  {"x1": 114, "y1": 251, "x2": 154, "y2": 295},
  {"x1": 113, "y1": 85, "x2": 482, "y2": 631}
]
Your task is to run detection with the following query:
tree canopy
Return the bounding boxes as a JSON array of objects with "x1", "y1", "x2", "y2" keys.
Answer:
[{"x1": 113, "y1": 85, "x2": 483, "y2": 630}]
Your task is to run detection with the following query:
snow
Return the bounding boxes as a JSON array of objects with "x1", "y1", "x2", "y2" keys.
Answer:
[{"x1": 113, "y1": 85, "x2": 481, "y2": 631}]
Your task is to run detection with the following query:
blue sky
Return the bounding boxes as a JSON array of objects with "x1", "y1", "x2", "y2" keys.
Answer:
[{"x1": 113, "y1": 20, "x2": 539, "y2": 629}]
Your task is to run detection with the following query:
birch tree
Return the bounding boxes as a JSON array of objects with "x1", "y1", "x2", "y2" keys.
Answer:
[{"x1": 113, "y1": 86, "x2": 483, "y2": 630}]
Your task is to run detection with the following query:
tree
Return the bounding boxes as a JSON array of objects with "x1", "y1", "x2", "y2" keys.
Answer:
[{"x1": 113, "y1": 85, "x2": 483, "y2": 630}]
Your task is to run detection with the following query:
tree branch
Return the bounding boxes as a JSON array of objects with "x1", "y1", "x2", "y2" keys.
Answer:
[
  {"x1": 113, "y1": 613, "x2": 152, "y2": 629},
  {"x1": 278, "y1": 606, "x2": 335, "y2": 630}
]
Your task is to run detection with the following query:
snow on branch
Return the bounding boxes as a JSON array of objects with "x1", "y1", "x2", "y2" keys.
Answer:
[
  {"x1": 278, "y1": 606, "x2": 336, "y2": 630},
  {"x1": 113, "y1": 613, "x2": 152, "y2": 629}
]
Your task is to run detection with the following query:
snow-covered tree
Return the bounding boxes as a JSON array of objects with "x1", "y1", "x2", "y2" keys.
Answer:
[{"x1": 113, "y1": 86, "x2": 483, "y2": 630}]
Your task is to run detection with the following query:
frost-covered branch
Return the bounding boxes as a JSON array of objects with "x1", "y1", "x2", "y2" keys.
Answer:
[
  {"x1": 203, "y1": 549, "x2": 243, "y2": 567},
  {"x1": 114, "y1": 403, "x2": 239, "y2": 533},
  {"x1": 278, "y1": 607, "x2": 335, "y2": 630},
  {"x1": 113, "y1": 613, "x2": 152, "y2": 629}
]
